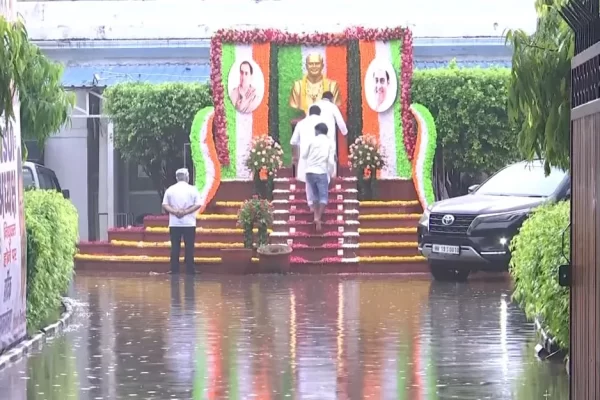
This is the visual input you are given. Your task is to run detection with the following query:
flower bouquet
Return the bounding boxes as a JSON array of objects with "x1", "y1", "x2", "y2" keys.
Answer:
[
  {"x1": 245, "y1": 135, "x2": 284, "y2": 201},
  {"x1": 348, "y1": 135, "x2": 385, "y2": 200}
]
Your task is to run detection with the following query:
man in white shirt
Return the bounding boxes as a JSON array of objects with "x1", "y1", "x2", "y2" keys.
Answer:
[
  {"x1": 314, "y1": 91, "x2": 348, "y2": 176},
  {"x1": 301, "y1": 122, "x2": 336, "y2": 231},
  {"x1": 290, "y1": 105, "x2": 324, "y2": 210},
  {"x1": 162, "y1": 168, "x2": 202, "y2": 274}
]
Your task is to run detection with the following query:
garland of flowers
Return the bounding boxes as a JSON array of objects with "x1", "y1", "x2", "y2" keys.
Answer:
[
  {"x1": 360, "y1": 200, "x2": 418, "y2": 207},
  {"x1": 358, "y1": 242, "x2": 418, "y2": 248},
  {"x1": 401, "y1": 30, "x2": 415, "y2": 160},
  {"x1": 210, "y1": 27, "x2": 412, "y2": 168},
  {"x1": 358, "y1": 213, "x2": 422, "y2": 220},
  {"x1": 189, "y1": 106, "x2": 221, "y2": 214},
  {"x1": 143, "y1": 227, "x2": 273, "y2": 234},
  {"x1": 358, "y1": 256, "x2": 426, "y2": 263},
  {"x1": 358, "y1": 227, "x2": 417, "y2": 233},
  {"x1": 392, "y1": 39, "x2": 413, "y2": 179},
  {"x1": 411, "y1": 103, "x2": 437, "y2": 208},
  {"x1": 209, "y1": 37, "x2": 231, "y2": 166}
]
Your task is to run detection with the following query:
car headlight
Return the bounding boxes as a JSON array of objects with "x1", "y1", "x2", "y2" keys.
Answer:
[
  {"x1": 418, "y1": 205, "x2": 432, "y2": 228},
  {"x1": 470, "y1": 209, "x2": 530, "y2": 232}
]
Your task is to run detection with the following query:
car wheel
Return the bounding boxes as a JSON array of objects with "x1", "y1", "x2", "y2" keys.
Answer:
[{"x1": 429, "y1": 262, "x2": 471, "y2": 282}]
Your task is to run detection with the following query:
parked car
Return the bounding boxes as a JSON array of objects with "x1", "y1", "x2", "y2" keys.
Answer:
[
  {"x1": 418, "y1": 160, "x2": 570, "y2": 281},
  {"x1": 23, "y1": 161, "x2": 70, "y2": 199}
]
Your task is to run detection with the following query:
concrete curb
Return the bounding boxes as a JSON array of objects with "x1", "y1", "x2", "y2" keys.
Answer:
[{"x1": 0, "y1": 297, "x2": 76, "y2": 372}]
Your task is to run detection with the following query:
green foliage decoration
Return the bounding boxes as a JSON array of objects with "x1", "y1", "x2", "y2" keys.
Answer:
[
  {"x1": 506, "y1": 0, "x2": 572, "y2": 173},
  {"x1": 189, "y1": 107, "x2": 214, "y2": 194},
  {"x1": 277, "y1": 46, "x2": 304, "y2": 166},
  {"x1": 509, "y1": 201, "x2": 570, "y2": 349},
  {"x1": 104, "y1": 82, "x2": 212, "y2": 197},
  {"x1": 391, "y1": 39, "x2": 412, "y2": 179},
  {"x1": 221, "y1": 44, "x2": 237, "y2": 180},
  {"x1": 25, "y1": 190, "x2": 78, "y2": 332},
  {"x1": 411, "y1": 103, "x2": 437, "y2": 207},
  {"x1": 268, "y1": 44, "x2": 280, "y2": 143},
  {"x1": 346, "y1": 40, "x2": 363, "y2": 147}
]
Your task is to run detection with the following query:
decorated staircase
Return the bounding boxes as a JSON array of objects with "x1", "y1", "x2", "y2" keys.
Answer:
[
  {"x1": 270, "y1": 177, "x2": 360, "y2": 271},
  {"x1": 75, "y1": 178, "x2": 428, "y2": 274}
]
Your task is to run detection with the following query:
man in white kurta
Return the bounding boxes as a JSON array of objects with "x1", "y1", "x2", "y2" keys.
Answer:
[
  {"x1": 290, "y1": 105, "x2": 324, "y2": 210},
  {"x1": 314, "y1": 91, "x2": 348, "y2": 176}
]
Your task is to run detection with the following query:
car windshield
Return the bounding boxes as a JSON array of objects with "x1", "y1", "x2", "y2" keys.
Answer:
[{"x1": 475, "y1": 162, "x2": 567, "y2": 197}]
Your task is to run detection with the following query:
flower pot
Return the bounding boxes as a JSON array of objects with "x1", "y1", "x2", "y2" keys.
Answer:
[
  {"x1": 220, "y1": 248, "x2": 253, "y2": 274},
  {"x1": 257, "y1": 244, "x2": 293, "y2": 274}
]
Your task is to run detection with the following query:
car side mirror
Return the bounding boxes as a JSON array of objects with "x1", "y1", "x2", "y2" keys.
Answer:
[
  {"x1": 468, "y1": 184, "x2": 480, "y2": 194},
  {"x1": 62, "y1": 189, "x2": 70, "y2": 199}
]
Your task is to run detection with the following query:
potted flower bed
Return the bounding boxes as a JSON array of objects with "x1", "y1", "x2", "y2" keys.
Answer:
[
  {"x1": 246, "y1": 135, "x2": 284, "y2": 201},
  {"x1": 221, "y1": 196, "x2": 274, "y2": 273},
  {"x1": 348, "y1": 134, "x2": 385, "y2": 201},
  {"x1": 257, "y1": 243, "x2": 293, "y2": 274}
]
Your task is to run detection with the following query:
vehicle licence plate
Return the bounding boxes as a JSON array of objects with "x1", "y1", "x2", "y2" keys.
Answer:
[{"x1": 432, "y1": 244, "x2": 460, "y2": 255}]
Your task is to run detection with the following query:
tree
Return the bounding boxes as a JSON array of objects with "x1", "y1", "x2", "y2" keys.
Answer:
[
  {"x1": 104, "y1": 82, "x2": 212, "y2": 198},
  {"x1": 506, "y1": 0, "x2": 573, "y2": 173},
  {"x1": 18, "y1": 41, "x2": 74, "y2": 145},
  {"x1": 1, "y1": 16, "x2": 73, "y2": 147}
]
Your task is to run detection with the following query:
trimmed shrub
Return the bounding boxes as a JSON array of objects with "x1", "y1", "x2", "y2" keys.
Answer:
[
  {"x1": 509, "y1": 201, "x2": 570, "y2": 348},
  {"x1": 25, "y1": 190, "x2": 78, "y2": 331}
]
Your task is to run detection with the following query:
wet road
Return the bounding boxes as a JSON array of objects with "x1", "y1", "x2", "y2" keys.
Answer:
[{"x1": 0, "y1": 273, "x2": 568, "y2": 400}]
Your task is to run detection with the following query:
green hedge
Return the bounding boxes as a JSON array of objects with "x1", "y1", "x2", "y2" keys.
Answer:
[
  {"x1": 509, "y1": 201, "x2": 570, "y2": 349},
  {"x1": 412, "y1": 63, "x2": 520, "y2": 196},
  {"x1": 25, "y1": 190, "x2": 78, "y2": 331}
]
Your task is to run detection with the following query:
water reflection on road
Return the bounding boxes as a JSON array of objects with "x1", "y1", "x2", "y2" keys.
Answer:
[{"x1": 0, "y1": 273, "x2": 568, "y2": 399}]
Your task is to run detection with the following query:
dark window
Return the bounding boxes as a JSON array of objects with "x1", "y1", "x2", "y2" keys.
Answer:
[
  {"x1": 37, "y1": 167, "x2": 56, "y2": 190},
  {"x1": 23, "y1": 167, "x2": 35, "y2": 189},
  {"x1": 475, "y1": 162, "x2": 567, "y2": 198}
]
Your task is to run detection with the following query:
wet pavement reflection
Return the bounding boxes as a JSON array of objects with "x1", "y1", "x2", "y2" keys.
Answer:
[{"x1": 0, "y1": 273, "x2": 568, "y2": 399}]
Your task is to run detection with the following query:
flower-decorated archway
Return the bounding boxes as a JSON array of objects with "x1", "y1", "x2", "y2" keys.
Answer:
[{"x1": 189, "y1": 27, "x2": 438, "y2": 210}]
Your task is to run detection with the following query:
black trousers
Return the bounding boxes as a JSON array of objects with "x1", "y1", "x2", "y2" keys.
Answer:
[{"x1": 169, "y1": 226, "x2": 196, "y2": 274}]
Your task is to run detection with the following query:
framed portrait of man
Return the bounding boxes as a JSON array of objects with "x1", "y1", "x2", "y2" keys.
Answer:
[
  {"x1": 364, "y1": 58, "x2": 398, "y2": 113},
  {"x1": 227, "y1": 59, "x2": 265, "y2": 114}
]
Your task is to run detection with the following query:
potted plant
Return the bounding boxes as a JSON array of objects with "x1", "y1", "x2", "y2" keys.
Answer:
[
  {"x1": 245, "y1": 135, "x2": 284, "y2": 201},
  {"x1": 348, "y1": 135, "x2": 386, "y2": 201},
  {"x1": 221, "y1": 196, "x2": 274, "y2": 272},
  {"x1": 257, "y1": 243, "x2": 293, "y2": 274}
]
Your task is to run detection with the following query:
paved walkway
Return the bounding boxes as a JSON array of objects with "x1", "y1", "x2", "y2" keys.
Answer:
[{"x1": 0, "y1": 273, "x2": 568, "y2": 399}]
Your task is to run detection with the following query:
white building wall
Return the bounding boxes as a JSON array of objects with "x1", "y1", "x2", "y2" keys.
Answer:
[
  {"x1": 18, "y1": 0, "x2": 537, "y2": 41},
  {"x1": 44, "y1": 89, "x2": 89, "y2": 241}
]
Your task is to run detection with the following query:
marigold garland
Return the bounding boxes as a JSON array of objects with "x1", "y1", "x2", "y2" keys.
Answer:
[
  {"x1": 358, "y1": 227, "x2": 417, "y2": 233},
  {"x1": 359, "y1": 201, "x2": 419, "y2": 206},
  {"x1": 358, "y1": 213, "x2": 422, "y2": 220},
  {"x1": 359, "y1": 242, "x2": 418, "y2": 248},
  {"x1": 143, "y1": 227, "x2": 272, "y2": 234},
  {"x1": 358, "y1": 256, "x2": 426, "y2": 263}
]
